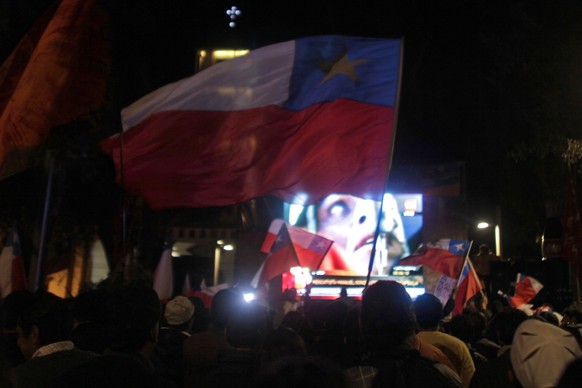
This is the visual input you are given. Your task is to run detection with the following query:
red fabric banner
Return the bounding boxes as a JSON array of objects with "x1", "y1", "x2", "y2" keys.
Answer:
[
  {"x1": 0, "y1": 0, "x2": 110, "y2": 178},
  {"x1": 101, "y1": 36, "x2": 402, "y2": 209},
  {"x1": 399, "y1": 247, "x2": 464, "y2": 278}
]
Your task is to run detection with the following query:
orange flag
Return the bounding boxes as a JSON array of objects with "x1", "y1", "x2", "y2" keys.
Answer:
[{"x1": 0, "y1": 0, "x2": 110, "y2": 178}]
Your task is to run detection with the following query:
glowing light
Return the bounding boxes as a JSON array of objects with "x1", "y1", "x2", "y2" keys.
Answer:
[
  {"x1": 292, "y1": 193, "x2": 310, "y2": 206},
  {"x1": 243, "y1": 293, "x2": 255, "y2": 302},
  {"x1": 212, "y1": 50, "x2": 249, "y2": 60},
  {"x1": 223, "y1": 244, "x2": 234, "y2": 251},
  {"x1": 226, "y1": 6, "x2": 241, "y2": 28},
  {"x1": 226, "y1": 6, "x2": 241, "y2": 17},
  {"x1": 477, "y1": 222, "x2": 490, "y2": 229},
  {"x1": 289, "y1": 204, "x2": 303, "y2": 225}
]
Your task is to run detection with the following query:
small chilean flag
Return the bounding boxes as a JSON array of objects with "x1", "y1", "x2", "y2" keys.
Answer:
[
  {"x1": 252, "y1": 222, "x2": 333, "y2": 287},
  {"x1": 452, "y1": 256, "x2": 482, "y2": 315},
  {"x1": 260, "y1": 219, "x2": 333, "y2": 270},
  {"x1": 399, "y1": 239, "x2": 470, "y2": 278},
  {"x1": 509, "y1": 273, "x2": 543, "y2": 307}
]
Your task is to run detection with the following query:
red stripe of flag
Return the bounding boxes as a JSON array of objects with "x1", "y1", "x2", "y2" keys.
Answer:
[{"x1": 452, "y1": 257, "x2": 482, "y2": 315}]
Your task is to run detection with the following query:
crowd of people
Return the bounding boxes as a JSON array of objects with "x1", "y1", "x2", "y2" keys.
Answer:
[{"x1": 1, "y1": 280, "x2": 582, "y2": 388}]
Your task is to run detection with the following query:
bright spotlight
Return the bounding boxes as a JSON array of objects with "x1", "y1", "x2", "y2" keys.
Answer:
[{"x1": 243, "y1": 293, "x2": 255, "y2": 303}]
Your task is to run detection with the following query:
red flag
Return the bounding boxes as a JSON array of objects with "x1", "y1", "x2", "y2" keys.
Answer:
[
  {"x1": 260, "y1": 219, "x2": 333, "y2": 270},
  {"x1": 101, "y1": 36, "x2": 402, "y2": 209},
  {"x1": 0, "y1": 229, "x2": 28, "y2": 299},
  {"x1": 0, "y1": 3, "x2": 58, "y2": 115},
  {"x1": 0, "y1": 0, "x2": 110, "y2": 178},
  {"x1": 399, "y1": 242, "x2": 468, "y2": 278},
  {"x1": 509, "y1": 273, "x2": 543, "y2": 307},
  {"x1": 153, "y1": 243, "x2": 173, "y2": 302},
  {"x1": 452, "y1": 257, "x2": 482, "y2": 315},
  {"x1": 252, "y1": 224, "x2": 301, "y2": 288},
  {"x1": 286, "y1": 226, "x2": 333, "y2": 270},
  {"x1": 562, "y1": 175, "x2": 582, "y2": 283},
  {"x1": 260, "y1": 219, "x2": 286, "y2": 253}
]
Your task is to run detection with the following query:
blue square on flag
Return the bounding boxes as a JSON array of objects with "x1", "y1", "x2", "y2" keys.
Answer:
[
  {"x1": 448, "y1": 240, "x2": 471, "y2": 256},
  {"x1": 285, "y1": 36, "x2": 401, "y2": 110}
]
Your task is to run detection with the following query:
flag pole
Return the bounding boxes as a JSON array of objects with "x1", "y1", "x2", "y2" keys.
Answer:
[
  {"x1": 365, "y1": 194, "x2": 386, "y2": 289},
  {"x1": 364, "y1": 37, "x2": 405, "y2": 290},
  {"x1": 455, "y1": 240, "x2": 486, "y2": 300},
  {"x1": 118, "y1": 124, "x2": 128, "y2": 282},
  {"x1": 34, "y1": 152, "x2": 56, "y2": 292},
  {"x1": 455, "y1": 241, "x2": 473, "y2": 287}
]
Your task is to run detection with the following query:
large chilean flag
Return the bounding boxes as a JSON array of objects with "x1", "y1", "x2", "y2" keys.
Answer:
[{"x1": 101, "y1": 36, "x2": 403, "y2": 209}]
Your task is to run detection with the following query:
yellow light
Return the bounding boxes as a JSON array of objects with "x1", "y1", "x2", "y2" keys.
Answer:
[{"x1": 212, "y1": 49, "x2": 249, "y2": 60}]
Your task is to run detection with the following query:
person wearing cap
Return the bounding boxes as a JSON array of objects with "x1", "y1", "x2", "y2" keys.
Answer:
[
  {"x1": 153, "y1": 295, "x2": 195, "y2": 386},
  {"x1": 183, "y1": 288, "x2": 237, "y2": 387},
  {"x1": 510, "y1": 317, "x2": 582, "y2": 388}
]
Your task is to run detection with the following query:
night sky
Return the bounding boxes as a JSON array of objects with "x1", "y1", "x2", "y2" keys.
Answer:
[{"x1": 1, "y1": 0, "x2": 582, "y2": 260}]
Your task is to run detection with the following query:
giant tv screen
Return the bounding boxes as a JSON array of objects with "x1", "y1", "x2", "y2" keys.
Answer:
[{"x1": 281, "y1": 193, "x2": 424, "y2": 299}]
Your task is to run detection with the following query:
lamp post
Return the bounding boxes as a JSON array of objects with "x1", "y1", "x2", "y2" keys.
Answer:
[
  {"x1": 214, "y1": 240, "x2": 234, "y2": 286},
  {"x1": 477, "y1": 222, "x2": 502, "y2": 257}
]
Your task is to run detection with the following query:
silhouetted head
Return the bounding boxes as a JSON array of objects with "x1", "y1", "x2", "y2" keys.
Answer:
[
  {"x1": 360, "y1": 280, "x2": 416, "y2": 351},
  {"x1": 256, "y1": 355, "x2": 350, "y2": 388},
  {"x1": 412, "y1": 293, "x2": 443, "y2": 330},
  {"x1": 105, "y1": 286, "x2": 161, "y2": 354},
  {"x1": 17, "y1": 291, "x2": 69, "y2": 359}
]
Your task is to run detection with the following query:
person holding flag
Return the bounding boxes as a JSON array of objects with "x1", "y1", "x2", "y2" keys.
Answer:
[
  {"x1": 399, "y1": 239, "x2": 471, "y2": 308},
  {"x1": 452, "y1": 255, "x2": 483, "y2": 316},
  {"x1": 252, "y1": 222, "x2": 333, "y2": 289}
]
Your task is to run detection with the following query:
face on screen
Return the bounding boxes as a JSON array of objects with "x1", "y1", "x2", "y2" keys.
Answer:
[
  {"x1": 317, "y1": 194, "x2": 379, "y2": 275},
  {"x1": 313, "y1": 193, "x2": 410, "y2": 276}
]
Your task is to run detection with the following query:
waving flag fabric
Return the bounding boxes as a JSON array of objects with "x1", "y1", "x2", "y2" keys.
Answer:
[
  {"x1": 399, "y1": 239, "x2": 470, "y2": 278},
  {"x1": 260, "y1": 219, "x2": 287, "y2": 253},
  {"x1": 153, "y1": 242, "x2": 173, "y2": 302},
  {"x1": 101, "y1": 36, "x2": 403, "y2": 209},
  {"x1": 252, "y1": 223, "x2": 301, "y2": 288},
  {"x1": 0, "y1": 229, "x2": 28, "y2": 299},
  {"x1": 452, "y1": 257, "x2": 482, "y2": 315},
  {"x1": 509, "y1": 273, "x2": 543, "y2": 307},
  {"x1": 260, "y1": 218, "x2": 334, "y2": 270},
  {"x1": 0, "y1": 0, "x2": 109, "y2": 179}
]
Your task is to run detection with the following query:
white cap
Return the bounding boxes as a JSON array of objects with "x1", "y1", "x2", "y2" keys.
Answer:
[{"x1": 511, "y1": 318, "x2": 582, "y2": 388}]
